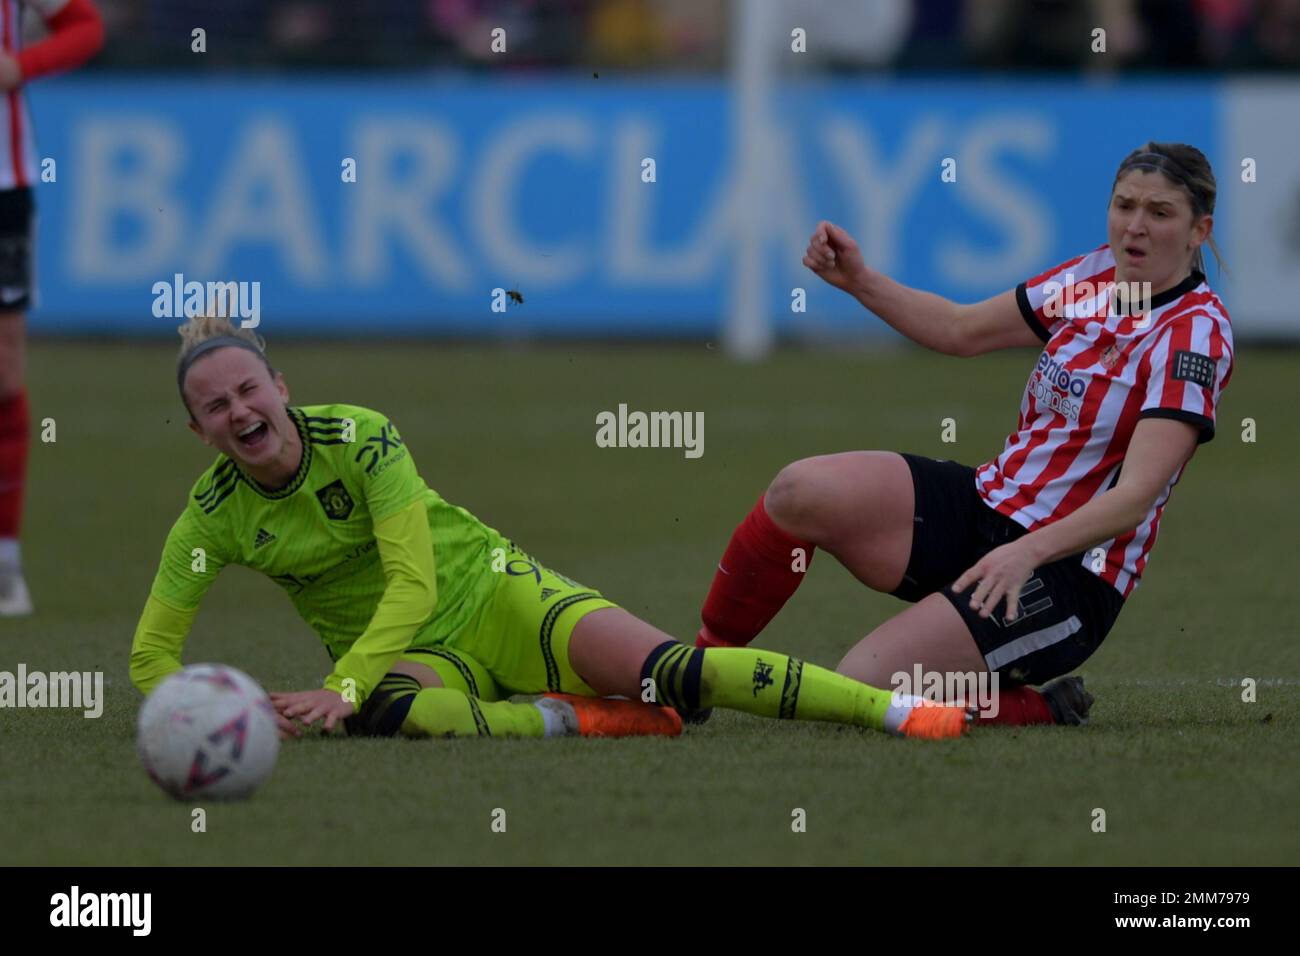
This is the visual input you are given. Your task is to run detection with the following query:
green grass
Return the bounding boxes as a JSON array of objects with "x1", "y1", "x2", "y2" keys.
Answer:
[{"x1": 2, "y1": 341, "x2": 1297, "y2": 865}]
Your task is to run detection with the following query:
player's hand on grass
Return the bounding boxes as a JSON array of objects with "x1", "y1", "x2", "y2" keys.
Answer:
[
  {"x1": 953, "y1": 542, "x2": 1037, "y2": 622},
  {"x1": 802, "y1": 220, "x2": 869, "y2": 294},
  {"x1": 270, "y1": 689, "x2": 355, "y2": 734},
  {"x1": 271, "y1": 708, "x2": 304, "y2": 740}
]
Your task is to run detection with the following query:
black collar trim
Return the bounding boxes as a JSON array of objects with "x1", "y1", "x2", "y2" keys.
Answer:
[{"x1": 1149, "y1": 269, "x2": 1205, "y2": 312}]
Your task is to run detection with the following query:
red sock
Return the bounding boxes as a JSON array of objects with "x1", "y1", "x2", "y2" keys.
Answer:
[
  {"x1": 0, "y1": 388, "x2": 29, "y2": 538},
  {"x1": 698, "y1": 494, "x2": 814, "y2": 648},
  {"x1": 978, "y1": 686, "x2": 1054, "y2": 726}
]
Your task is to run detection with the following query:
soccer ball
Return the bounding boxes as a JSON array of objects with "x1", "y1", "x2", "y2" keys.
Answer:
[{"x1": 137, "y1": 663, "x2": 280, "y2": 801}]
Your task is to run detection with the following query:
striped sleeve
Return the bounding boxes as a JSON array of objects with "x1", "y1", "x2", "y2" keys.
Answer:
[
  {"x1": 1015, "y1": 249, "x2": 1099, "y2": 343},
  {"x1": 1137, "y1": 313, "x2": 1232, "y2": 444}
]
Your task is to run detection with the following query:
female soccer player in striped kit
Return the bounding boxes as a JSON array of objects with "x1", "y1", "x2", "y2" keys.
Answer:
[
  {"x1": 696, "y1": 142, "x2": 1233, "y2": 727},
  {"x1": 129, "y1": 314, "x2": 970, "y2": 742},
  {"x1": 0, "y1": 0, "x2": 103, "y2": 615}
]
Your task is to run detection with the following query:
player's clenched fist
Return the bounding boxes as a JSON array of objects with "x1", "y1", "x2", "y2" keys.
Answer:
[{"x1": 802, "y1": 220, "x2": 869, "y2": 294}]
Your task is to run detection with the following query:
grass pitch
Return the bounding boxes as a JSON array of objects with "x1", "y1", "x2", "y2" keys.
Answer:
[{"x1": 2, "y1": 340, "x2": 1296, "y2": 865}]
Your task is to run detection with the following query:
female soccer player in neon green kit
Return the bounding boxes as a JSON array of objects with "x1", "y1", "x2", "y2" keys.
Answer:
[{"x1": 129, "y1": 315, "x2": 970, "y2": 741}]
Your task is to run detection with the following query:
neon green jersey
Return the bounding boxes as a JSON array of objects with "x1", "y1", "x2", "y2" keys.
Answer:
[{"x1": 130, "y1": 404, "x2": 510, "y2": 705}]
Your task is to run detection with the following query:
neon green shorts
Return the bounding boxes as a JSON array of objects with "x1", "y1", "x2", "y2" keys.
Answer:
[{"x1": 400, "y1": 552, "x2": 617, "y2": 701}]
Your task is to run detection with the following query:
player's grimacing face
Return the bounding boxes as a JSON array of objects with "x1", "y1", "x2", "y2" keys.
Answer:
[
  {"x1": 184, "y1": 348, "x2": 294, "y2": 470},
  {"x1": 1108, "y1": 169, "x2": 1210, "y2": 292}
]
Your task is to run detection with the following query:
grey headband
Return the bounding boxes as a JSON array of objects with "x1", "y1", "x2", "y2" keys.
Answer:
[
  {"x1": 177, "y1": 336, "x2": 268, "y2": 402},
  {"x1": 1117, "y1": 151, "x2": 1200, "y2": 204}
]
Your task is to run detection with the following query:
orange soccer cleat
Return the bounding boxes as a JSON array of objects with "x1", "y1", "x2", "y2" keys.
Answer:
[
  {"x1": 540, "y1": 693, "x2": 683, "y2": 738},
  {"x1": 890, "y1": 696, "x2": 973, "y2": 740}
]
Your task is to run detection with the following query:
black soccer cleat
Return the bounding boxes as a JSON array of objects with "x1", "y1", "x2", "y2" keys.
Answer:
[{"x1": 1040, "y1": 675, "x2": 1094, "y2": 726}]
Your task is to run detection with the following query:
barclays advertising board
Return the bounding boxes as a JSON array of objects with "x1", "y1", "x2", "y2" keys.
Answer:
[{"x1": 24, "y1": 76, "x2": 1282, "y2": 337}]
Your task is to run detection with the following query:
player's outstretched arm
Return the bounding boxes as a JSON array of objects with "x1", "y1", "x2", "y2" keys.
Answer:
[
  {"x1": 128, "y1": 595, "x2": 198, "y2": 696},
  {"x1": 129, "y1": 508, "x2": 227, "y2": 695},
  {"x1": 802, "y1": 220, "x2": 1040, "y2": 356},
  {"x1": 131, "y1": 592, "x2": 307, "y2": 739}
]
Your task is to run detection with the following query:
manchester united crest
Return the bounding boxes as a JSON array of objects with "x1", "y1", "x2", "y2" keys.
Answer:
[{"x1": 315, "y1": 479, "x2": 354, "y2": 520}]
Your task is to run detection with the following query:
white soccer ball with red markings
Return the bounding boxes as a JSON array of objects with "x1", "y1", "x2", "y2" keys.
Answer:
[{"x1": 137, "y1": 663, "x2": 279, "y2": 801}]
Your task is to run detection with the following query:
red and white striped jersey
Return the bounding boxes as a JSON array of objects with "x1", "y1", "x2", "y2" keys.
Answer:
[
  {"x1": 0, "y1": 0, "x2": 69, "y2": 189},
  {"x1": 975, "y1": 244, "x2": 1234, "y2": 599}
]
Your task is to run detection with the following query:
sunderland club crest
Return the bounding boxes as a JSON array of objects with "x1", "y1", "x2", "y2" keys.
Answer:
[{"x1": 1101, "y1": 344, "x2": 1121, "y2": 370}]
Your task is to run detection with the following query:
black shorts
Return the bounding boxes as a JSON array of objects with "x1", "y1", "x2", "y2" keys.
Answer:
[
  {"x1": 890, "y1": 453, "x2": 1125, "y2": 686},
  {"x1": 0, "y1": 188, "x2": 34, "y2": 311}
]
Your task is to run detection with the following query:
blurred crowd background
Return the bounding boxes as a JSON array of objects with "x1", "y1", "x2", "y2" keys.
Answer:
[{"x1": 69, "y1": 0, "x2": 1300, "y2": 73}]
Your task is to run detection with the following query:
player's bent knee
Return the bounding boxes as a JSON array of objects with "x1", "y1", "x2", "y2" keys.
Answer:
[
  {"x1": 835, "y1": 651, "x2": 893, "y2": 690},
  {"x1": 344, "y1": 672, "x2": 424, "y2": 737},
  {"x1": 388, "y1": 659, "x2": 445, "y2": 690},
  {"x1": 765, "y1": 457, "x2": 827, "y2": 539}
]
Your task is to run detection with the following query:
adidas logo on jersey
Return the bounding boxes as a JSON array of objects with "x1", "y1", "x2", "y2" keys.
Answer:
[
  {"x1": 254, "y1": 528, "x2": 276, "y2": 549},
  {"x1": 539, "y1": 587, "x2": 559, "y2": 603}
]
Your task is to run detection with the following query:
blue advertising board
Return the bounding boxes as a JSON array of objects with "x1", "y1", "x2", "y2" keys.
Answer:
[{"x1": 25, "y1": 76, "x2": 1228, "y2": 336}]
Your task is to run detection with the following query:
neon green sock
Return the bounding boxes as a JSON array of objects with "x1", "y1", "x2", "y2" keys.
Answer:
[{"x1": 648, "y1": 643, "x2": 894, "y2": 732}]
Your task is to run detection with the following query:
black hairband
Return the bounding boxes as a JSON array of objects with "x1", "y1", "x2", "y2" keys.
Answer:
[
  {"x1": 1119, "y1": 151, "x2": 1196, "y2": 191},
  {"x1": 177, "y1": 335, "x2": 267, "y2": 400}
]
